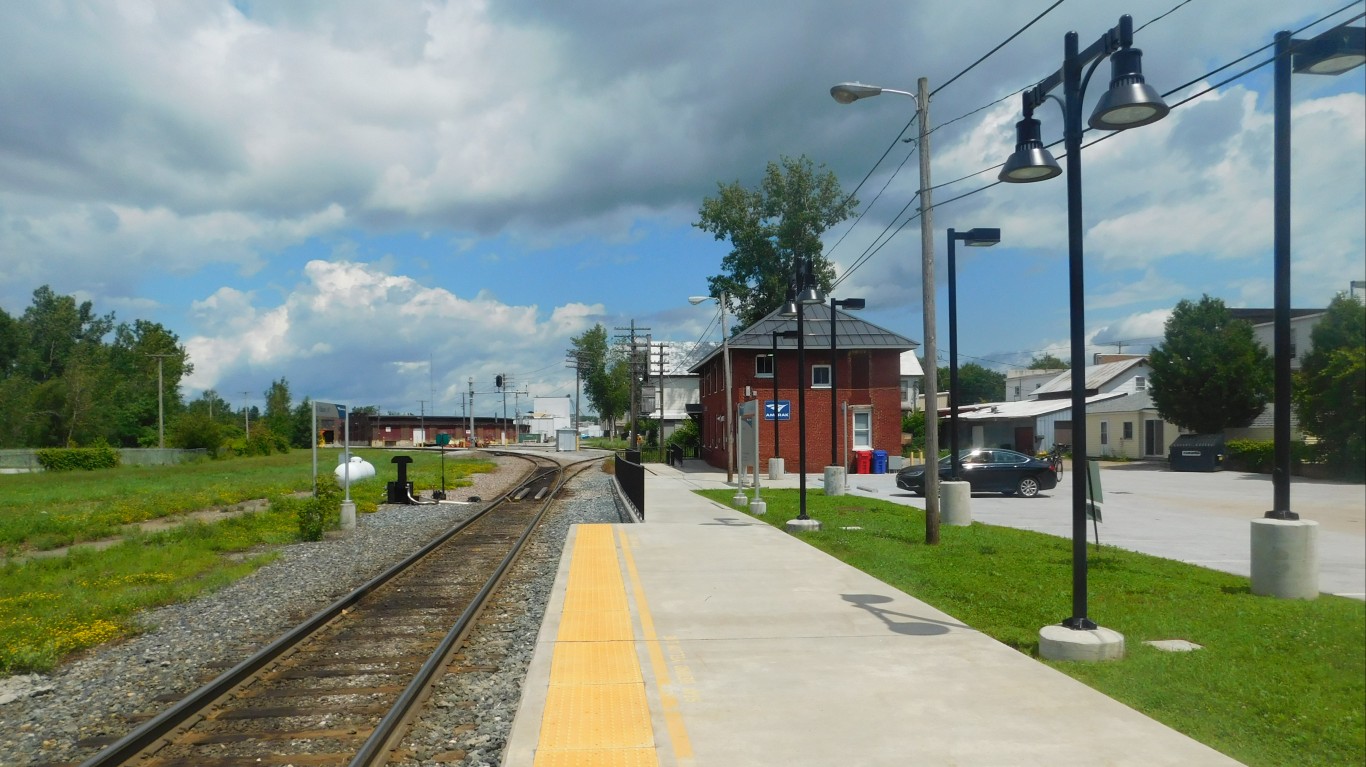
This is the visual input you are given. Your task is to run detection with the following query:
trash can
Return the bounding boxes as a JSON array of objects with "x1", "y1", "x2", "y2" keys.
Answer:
[
  {"x1": 1168, "y1": 434, "x2": 1226, "y2": 472},
  {"x1": 854, "y1": 450, "x2": 872, "y2": 474},
  {"x1": 872, "y1": 449, "x2": 889, "y2": 474}
]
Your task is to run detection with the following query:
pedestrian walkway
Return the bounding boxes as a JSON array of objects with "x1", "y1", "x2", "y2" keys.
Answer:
[{"x1": 502, "y1": 463, "x2": 1242, "y2": 766}]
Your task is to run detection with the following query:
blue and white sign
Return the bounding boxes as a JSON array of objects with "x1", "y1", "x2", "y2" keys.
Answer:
[{"x1": 764, "y1": 400, "x2": 791, "y2": 421}]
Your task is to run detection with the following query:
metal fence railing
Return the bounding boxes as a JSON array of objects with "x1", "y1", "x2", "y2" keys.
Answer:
[{"x1": 614, "y1": 450, "x2": 644, "y2": 521}]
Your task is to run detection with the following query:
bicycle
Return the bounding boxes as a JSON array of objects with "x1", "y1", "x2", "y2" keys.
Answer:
[{"x1": 1045, "y1": 444, "x2": 1069, "y2": 478}]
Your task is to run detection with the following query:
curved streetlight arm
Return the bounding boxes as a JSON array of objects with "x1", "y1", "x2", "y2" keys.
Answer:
[{"x1": 830, "y1": 82, "x2": 916, "y2": 104}]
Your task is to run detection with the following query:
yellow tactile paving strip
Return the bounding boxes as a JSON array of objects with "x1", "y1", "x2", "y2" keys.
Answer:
[{"x1": 532, "y1": 525, "x2": 661, "y2": 766}]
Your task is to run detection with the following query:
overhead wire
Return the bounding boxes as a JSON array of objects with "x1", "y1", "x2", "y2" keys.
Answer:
[{"x1": 828, "y1": 1, "x2": 1362, "y2": 288}]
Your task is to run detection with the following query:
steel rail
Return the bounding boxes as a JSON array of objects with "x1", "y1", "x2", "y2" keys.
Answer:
[{"x1": 77, "y1": 453, "x2": 548, "y2": 767}]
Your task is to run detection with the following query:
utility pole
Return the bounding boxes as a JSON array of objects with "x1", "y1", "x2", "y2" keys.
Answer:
[
  {"x1": 566, "y1": 349, "x2": 585, "y2": 435},
  {"x1": 916, "y1": 76, "x2": 941, "y2": 545},
  {"x1": 614, "y1": 321, "x2": 651, "y2": 449},
  {"x1": 655, "y1": 341, "x2": 668, "y2": 462},
  {"x1": 468, "y1": 377, "x2": 475, "y2": 447},
  {"x1": 240, "y1": 390, "x2": 252, "y2": 435},
  {"x1": 147, "y1": 353, "x2": 174, "y2": 449},
  {"x1": 418, "y1": 400, "x2": 427, "y2": 446}
]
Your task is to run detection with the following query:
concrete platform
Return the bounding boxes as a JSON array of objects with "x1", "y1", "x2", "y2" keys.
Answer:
[{"x1": 502, "y1": 465, "x2": 1243, "y2": 766}]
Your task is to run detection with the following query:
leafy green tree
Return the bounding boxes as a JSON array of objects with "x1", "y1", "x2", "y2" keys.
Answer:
[
  {"x1": 1294, "y1": 293, "x2": 1365, "y2": 477},
  {"x1": 937, "y1": 362, "x2": 1006, "y2": 405},
  {"x1": 263, "y1": 377, "x2": 294, "y2": 445},
  {"x1": 291, "y1": 397, "x2": 317, "y2": 448},
  {"x1": 1149, "y1": 295, "x2": 1272, "y2": 433},
  {"x1": 696, "y1": 155, "x2": 858, "y2": 328},
  {"x1": 170, "y1": 410, "x2": 224, "y2": 453},
  {"x1": 571, "y1": 324, "x2": 629, "y2": 437},
  {"x1": 18, "y1": 286, "x2": 114, "y2": 383},
  {"x1": 1028, "y1": 353, "x2": 1069, "y2": 370}
]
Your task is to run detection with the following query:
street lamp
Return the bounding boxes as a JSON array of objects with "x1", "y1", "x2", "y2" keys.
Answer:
[
  {"x1": 831, "y1": 77, "x2": 943, "y2": 544},
  {"x1": 691, "y1": 293, "x2": 736, "y2": 483},
  {"x1": 1267, "y1": 25, "x2": 1364, "y2": 521},
  {"x1": 828, "y1": 297, "x2": 866, "y2": 479},
  {"x1": 787, "y1": 256, "x2": 826, "y2": 532},
  {"x1": 946, "y1": 228, "x2": 1000, "y2": 480},
  {"x1": 771, "y1": 328, "x2": 799, "y2": 466},
  {"x1": 999, "y1": 14, "x2": 1168, "y2": 645}
]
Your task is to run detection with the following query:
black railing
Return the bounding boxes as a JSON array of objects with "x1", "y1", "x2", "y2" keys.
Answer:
[{"x1": 615, "y1": 450, "x2": 644, "y2": 520}]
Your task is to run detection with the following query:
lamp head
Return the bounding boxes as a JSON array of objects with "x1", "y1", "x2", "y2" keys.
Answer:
[
  {"x1": 780, "y1": 287, "x2": 799, "y2": 317},
  {"x1": 688, "y1": 295, "x2": 710, "y2": 305},
  {"x1": 1294, "y1": 26, "x2": 1366, "y2": 75},
  {"x1": 1089, "y1": 48, "x2": 1170, "y2": 130},
  {"x1": 962, "y1": 228, "x2": 1001, "y2": 247},
  {"x1": 830, "y1": 82, "x2": 883, "y2": 104},
  {"x1": 834, "y1": 297, "x2": 866, "y2": 310},
  {"x1": 999, "y1": 117, "x2": 1062, "y2": 183},
  {"x1": 797, "y1": 285, "x2": 826, "y2": 305}
]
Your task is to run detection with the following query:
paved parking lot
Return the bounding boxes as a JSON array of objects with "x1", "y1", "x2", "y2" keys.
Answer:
[{"x1": 844, "y1": 462, "x2": 1366, "y2": 600}]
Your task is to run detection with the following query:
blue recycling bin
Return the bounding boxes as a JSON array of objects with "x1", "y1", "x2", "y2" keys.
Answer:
[{"x1": 872, "y1": 449, "x2": 889, "y2": 474}]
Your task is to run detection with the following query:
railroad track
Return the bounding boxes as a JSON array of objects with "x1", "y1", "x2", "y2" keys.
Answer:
[{"x1": 76, "y1": 452, "x2": 598, "y2": 767}]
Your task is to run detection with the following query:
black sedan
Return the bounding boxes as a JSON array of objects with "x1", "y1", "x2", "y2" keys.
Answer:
[{"x1": 895, "y1": 448, "x2": 1059, "y2": 498}]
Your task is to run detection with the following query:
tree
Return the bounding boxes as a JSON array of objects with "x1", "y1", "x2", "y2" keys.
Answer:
[
  {"x1": 263, "y1": 377, "x2": 294, "y2": 445},
  {"x1": 696, "y1": 155, "x2": 858, "y2": 328},
  {"x1": 937, "y1": 362, "x2": 1006, "y2": 405},
  {"x1": 571, "y1": 324, "x2": 629, "y2": 437},
  {"x1": 1148, "y1": 295, "x2": 1272, "y2": 434},
  {"x1": 1294, "y1": 293, "x2": 1365, "y2": 477},
  {"x1": 1028, "y1": 353, "x2": 1069, "y2": 370}
]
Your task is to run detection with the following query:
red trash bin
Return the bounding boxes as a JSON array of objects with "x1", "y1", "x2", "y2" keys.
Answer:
[{"x1": 854, "y1": 450, "x2": 872, "y2": 474}]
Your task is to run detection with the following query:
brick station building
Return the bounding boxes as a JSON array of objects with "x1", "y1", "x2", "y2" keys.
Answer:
[{"x1": 689, "y1": 306, "x2": 917, "y2": 475}]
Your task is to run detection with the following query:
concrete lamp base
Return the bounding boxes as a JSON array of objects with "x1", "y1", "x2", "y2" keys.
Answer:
[
  {"x1": 339, "y1": 500, "x2": 357, "y2": 530},
  {"x1": 768, "y1": 457, "x2": 786, "y2": 481},
  {"x1": 1250, "y1": 517, "x2": 1319, "y2": 599},
  {"x1": 824, "y1": 466, "x2": 846, "y2": 496},
  {"x1": 749, "y1": 499, "x2": 767, "y2": 516},
  {"x1": 785, "y1": 518, "x2": 822, "y2": 533},
  {"x1": 940, "y1": 480, "x2": 971, "y2": 526},
  {"x1": 1038, "y1": 624, "x2": 1125, "y2": 662},
  {"x1": 732, "y1": 490, "x2": 749, "y2": 508}
]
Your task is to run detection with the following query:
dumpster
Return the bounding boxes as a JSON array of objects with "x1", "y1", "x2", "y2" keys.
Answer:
[
  {"x1": 872, "y1": 449, "x2": 889, "y2": 474},
  {"x1": 854, "y1": 450, "x2": 872, "y2": 474},
  {"x1": 1168, "y1": 434, "x2": 1226, "y2": 472}
]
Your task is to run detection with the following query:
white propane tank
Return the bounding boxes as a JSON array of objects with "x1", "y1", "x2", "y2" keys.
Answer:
[{"x1": 334, "y1": 456, "x2": 376, "y2": 482}]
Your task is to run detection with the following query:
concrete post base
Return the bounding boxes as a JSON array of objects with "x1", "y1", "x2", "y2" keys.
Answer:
[
  {"x1": 941, "y1": 481, "x2": 971, "y2": 526},
  {"x1": 1038, "y1": 624, "x2": 1125, "y2": 662},
  {"x1": 1251, "y1": 518, "x2": 1319, "y2": 599},
  {"x1": 785, "y1": 518, "x2": 822, "y2": 533},
  {"x1": 768, "y1": 457, "x2": 785, "y2": 481},
  {"x1": 749, "y1": 499, "x2": 767, "y2": 516},
  {"x1": 339, "y1": 500, "x2": 356, "y2": 530},
  {"x1": 824, "y1": 466, "x2": 846, "y2": 496},
  {"x1": 732, "y1": 490, "x2": 749, "y2": 508}
]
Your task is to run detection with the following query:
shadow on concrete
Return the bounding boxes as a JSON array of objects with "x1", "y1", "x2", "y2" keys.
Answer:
[{"x1": 841, "y1": 593, "x2": 967, "y2": 636}]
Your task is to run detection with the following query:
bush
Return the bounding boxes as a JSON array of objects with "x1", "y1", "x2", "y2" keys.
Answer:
[
  {"x1": 34, "y1": 446, "x2": 121, "y2": 471},
  {"x1": 1225, "y1": 439, "x2": 1312, "y2": 473}
]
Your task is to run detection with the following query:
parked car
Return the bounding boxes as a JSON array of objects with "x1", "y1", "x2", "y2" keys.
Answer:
[{"x1": 895, "y1": 448, "x2": 1059, "y2": 498}]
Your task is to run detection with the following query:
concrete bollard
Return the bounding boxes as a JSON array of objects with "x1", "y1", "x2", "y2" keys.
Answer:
[
  {"x1": 824, "y1": 466, "x2": 846, "y2": 496},
  {"x1": 340, "y1": 499, "x2": 356, "y2": 530},
  {"x1": 940, "y1": 481, "x2": 971, "y2": 526},
  {"x1": 768, "y1": 457, "x2": 785, "y2": 481},
  {"x1": 1250, "y1": 518, "x2": 1319, "y2": 599}
]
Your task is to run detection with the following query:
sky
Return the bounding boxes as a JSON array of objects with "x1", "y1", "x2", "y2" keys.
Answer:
[{"x1": 2, "y1": 0, "x2": 1363, "y2": 419}]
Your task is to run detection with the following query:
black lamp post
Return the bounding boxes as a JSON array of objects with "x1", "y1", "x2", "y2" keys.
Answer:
[
  {"x1": 771, "y1": 328, "x2": 798, "y2": 461},
  {"x1": 946, "y1": 228, "x2": 1000, "y2": 480},
  {"x1": 1267, "y1": 25, "x2": 1364, "y2": 521},
  {"x1": 789, "y1": 257, "x2": 825, "y2": 526},
  {"x1": 829, "y1": 296, "x2": 866, "y2": 468},
  {"x1": 1000, "y1": 13, "x2": 1168, "y2": 631}
]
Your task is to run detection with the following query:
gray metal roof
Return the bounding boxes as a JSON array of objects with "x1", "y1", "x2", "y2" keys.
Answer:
[
  {"x1": 688, "y1": 305, "x2": 918, "y2": 372},
  {"x1": 1032, "y1": 358, "x2": 1146, "y2": 397},
  {"x1": 1087, "y1": 390, "x2": 1158, "y2": 414}
]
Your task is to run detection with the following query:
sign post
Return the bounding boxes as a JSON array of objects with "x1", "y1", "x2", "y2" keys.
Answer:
[{"x1": 339, "y1": 404, "x2": 355, "y2": 529}]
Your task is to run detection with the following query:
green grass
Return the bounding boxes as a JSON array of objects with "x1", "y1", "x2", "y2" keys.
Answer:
[
  {"x1": 0, "y1": 448, "x2": 497, "y2": 674},
  {"x1": 700, "y1": 489, "x2": 1365, "y2": 767}
]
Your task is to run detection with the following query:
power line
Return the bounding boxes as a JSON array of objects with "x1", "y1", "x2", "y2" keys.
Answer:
[
  {"x1": 828, "y1": 1, "x2": 1363, "y2": 287},
  {"x1": 929, "y1": 0, "x2": 1069, "y2": 98}
]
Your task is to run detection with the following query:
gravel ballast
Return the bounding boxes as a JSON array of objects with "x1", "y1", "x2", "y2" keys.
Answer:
[{"x1": 0, "y1": 451, "x2": 625, "y2": 767}]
